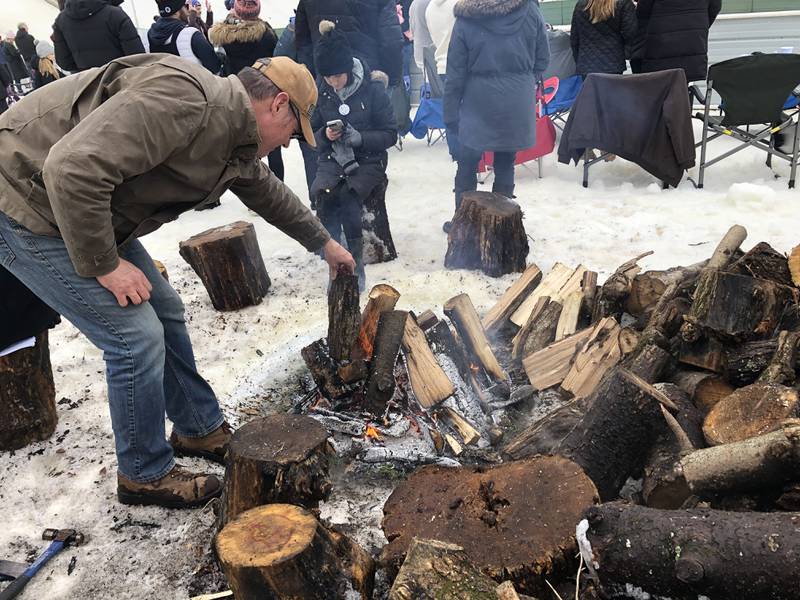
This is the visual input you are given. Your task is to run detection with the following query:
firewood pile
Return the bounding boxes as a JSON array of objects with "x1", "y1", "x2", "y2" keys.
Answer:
[{"x1": 215, "y1": 225, "x2": 800, "y2": 600}]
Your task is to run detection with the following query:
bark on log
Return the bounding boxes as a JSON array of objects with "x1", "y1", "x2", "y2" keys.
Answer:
[
  {"x1": 178, "y1": 221, "x2": 271, "y2": 311},
  {"x1": 626, "y1": 261, "x2": 706, "y2": 317},
  {"x1": 510, "y1": 263, "x2": 577, "y2": 327},
  {"x1": 351, "y1": 284, "x2": 401, "y2": 361},
  {"x1": 0, "y1": 331, "x2": 57, "y2": 451},
  {"x1": 402, "y1": 316, "x2": 455, "y2": 408},
  {"x1": 725, "y1": 338, "x2": 800, "y2": 387},
  {"x1": 579, "y1": 502, "x2": 800, "y2": 600},
  {"x1": 758, "y1": 330, "x2": 800, "y2": 385},
  {"x1": 362, "y1": 175, "x2": 397, "y2": 264},
  {"x1": 364, "y1": 310, "x2": 407, "y2": 414},
  {"x1": 580, "y1": 271, "x2": 598, "y2": 329},
  {"x1": 444, "y1": 191, "x2": 529, "y2": 277},
  {"x1": 222, "y1": 415, "x2": 333, "y2": 524},
  {"x1": 730, "y1": 241, "x2": 793, "y2": 286},
  {"x1": 511, "y1": 298, "x2": 562, "y2": 362},
  {"x1": 216, "y1": 504, "x2": 375, "y2": 600},
  {"x1": 671, "y1": 369, "x2": 734, "y2": 413},
  {"x1": 522, "y1": 327, "x2": 593, "y2": 390},
  {"x1": 482, "y1": 264, "x2": 543, "y2": 335},
  {"x1": 381, "y1": 457, "x2": 599, "y2": 596},
  {"x1": 328, "y1": 271, "x2": 361, "y2": 362},
  {"x1": 678, "y1": 335, "x2": 726, "y2": 373},
  {"x1": 444, "y1": 294, "x2": 507, "y2": 382},
  {"x1": 592, "y1": 251, "x2": 652, "y2": 321},
  {"x1": 301, "y1": 340, "x2": 350, "y2": 399}
]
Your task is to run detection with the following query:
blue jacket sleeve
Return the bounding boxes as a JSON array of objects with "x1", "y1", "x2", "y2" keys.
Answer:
[{"x1": 191, "y1": 30, "x2": 221, "y2": 73}]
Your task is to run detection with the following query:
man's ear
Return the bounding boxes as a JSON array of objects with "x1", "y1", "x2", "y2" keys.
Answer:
[{"x1": 271, "y1": 91, "x2": 291, "y2": 115}]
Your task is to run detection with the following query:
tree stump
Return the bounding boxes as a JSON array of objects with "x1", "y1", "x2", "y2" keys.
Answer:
[
  {"x1": 222, "y1": 415, "x2": 333, "y2": 524},
  {"x1": 381, "y1": 456, "x2": 599, "y2": 596},
  {"x1": 362, "y1": 176, "x2": 397, "y2": 264},
  {"x1": 579, "y1": 502, "x2": 800, "y2": 600},
  {"x1": 178, "y1": 221, "x2": 271, "y2": 311},
  {"x1": 445, "y1": 191, "x2": 528, "y2": 277},
  {"x1": 0, "y1": 331, "x2": 57, "y2": 451},
  {"x1": 216, "y1": 504, "x2": 375, "y2": 600}
]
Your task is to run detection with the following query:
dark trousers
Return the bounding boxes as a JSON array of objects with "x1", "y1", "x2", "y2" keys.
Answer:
[
  {"x1": 454, "y1": 145, "x2": 516, "y2": 209},
  {"x1": 439, "y1": 74, "x2": 460, "y2": 161},
  {"x1": 267, "y1": 147, "x2": 284, "y2": 181},
  {"x1": 300, "y1": 141, "x2": 318, "y2": 197},
  {"x1": 316, "y1": 183, "x2": 362, "y2": 242}
]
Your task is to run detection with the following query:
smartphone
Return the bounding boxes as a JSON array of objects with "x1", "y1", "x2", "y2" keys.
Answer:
[{"x1": 326, "y1": 119, "x2": 344, "y2": 132}]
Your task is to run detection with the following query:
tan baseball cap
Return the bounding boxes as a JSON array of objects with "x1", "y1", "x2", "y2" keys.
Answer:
[{"x1": 252, "y1": 57, "x2": 318, "y2": 148}]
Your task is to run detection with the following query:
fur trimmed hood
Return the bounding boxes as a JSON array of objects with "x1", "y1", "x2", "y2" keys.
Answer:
[
  {"x1": 454, "y1": 0, "x2": 528, "y2": 18},
  {"x1": 370, "y1": 70, "x2": 389, "y2": 89},
  {"x1": 209, "y1": 13, "x2": 270, "y2": 46}
]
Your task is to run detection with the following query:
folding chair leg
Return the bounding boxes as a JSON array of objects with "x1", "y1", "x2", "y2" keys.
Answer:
[
  {"x1": 790, "y1": 115, "x2": 800, "y2": 189},
  {"x1": 537, "y1": 157, "x2": 543, "y2": 179},
  {"x1": 582, "y1": 149, "x2": 589, "y2": 188},
  {"x1": 697, "y1": 83, "x2": 713, "y2": 189}
]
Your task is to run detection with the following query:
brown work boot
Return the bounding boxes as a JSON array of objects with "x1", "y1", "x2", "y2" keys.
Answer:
[
  {"x1": 169, "y1": 422, "x2": 232, "y2": 465},
  {"x1": 117, "y1": 465, "x2": 222, "y2": 508}
]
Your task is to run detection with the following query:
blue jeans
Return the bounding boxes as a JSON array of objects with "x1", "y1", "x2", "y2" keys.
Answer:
[
  {"x1": 454, "y1": 145, "x2": 516, "y2": 209},
  {"x1": 0, "y1": 210, "x2": 224, "y2": 483}
]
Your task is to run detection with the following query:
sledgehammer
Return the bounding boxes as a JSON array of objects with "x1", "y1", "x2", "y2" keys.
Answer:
[{"x1": 0, "y1": 529, "x2": 86, "y2": 600}]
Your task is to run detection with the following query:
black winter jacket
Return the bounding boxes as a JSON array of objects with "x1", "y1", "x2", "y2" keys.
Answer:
[
  {"x1": 295, "y1": 0, "x2": 404, "y2": 85},
  {"x1": 0, "y1": 267, "x2": 60, "y2": 351},
  {"x1": 635, "y1": 0, "x2": 722, "y2": 82},
  {"x1": 15, "y1": 29, "x2": 37, "y2": 65},
  {"x1": 209, "y1": 15, "x2": 278, "y2": 75},
  {"x1": 311, "y1": 60, "x2": 397, "y2": 200},
  {"x1": 570, "y1": 0, "x2": 637, "y2": 76},
  {"x1": 2, "y1": 42, "x2": 29, "y2": 81},
  {"x1": 148, "y1": 17, "x2": 221, "y2": 74},
  {"x1": 53, "y1": 0, "x2": 145, "y2": 72}
]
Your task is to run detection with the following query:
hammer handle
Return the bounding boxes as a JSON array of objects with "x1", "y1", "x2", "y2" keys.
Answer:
[
  {"x1": 0, "y1": 575, "x2": 31, "y2": 600},
  {"x1": 0, "y1": 541, "x2": 64, "y2": 600}
]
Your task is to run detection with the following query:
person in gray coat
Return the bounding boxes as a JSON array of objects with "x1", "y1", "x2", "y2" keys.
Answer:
[{"x1": 443, "y1": 0, "x2": 549, "y2": 228}]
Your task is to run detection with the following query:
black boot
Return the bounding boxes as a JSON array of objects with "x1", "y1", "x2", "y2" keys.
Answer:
[
  {"x1": 347, "y1": 237, "x2": 366, "y2": 292},
  {"x1": 492, "y1": 183, "x2": 515, "y2": 199}
]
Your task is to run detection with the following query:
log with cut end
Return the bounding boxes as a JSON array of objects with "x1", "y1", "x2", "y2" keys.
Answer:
[
  {"x1": 510, "y1": 263, "x2": 577, "y2": 327},
  {"x1": 678, "y1": 335, "x2": 726, "y2": 373},
  {"x1": 381, "y1": 457, "x2": 599, "y2": 595},
  {"x1": 362, "y1": 175, "x2": 397, "y2": 264},
  {"x1": 579, "y1": 502, "x2": 800, "y2": 600},
  {"x1": 522, "y1": 327, "x2": 593, "y2": 390},
  {"x1": 790, "y1": 244, "x2": 800, "y2": 286},
  {"x1": 482, "y1": 263, "x2": 543, "y2": 335},
  {"x1": 0, "y1": 331, "x2": 57, "y2": 451},
  {"x1": 592, "y1": 251, "x2": 652, "y2": 321},
  {"x1": 725, "y1": 338, "x2": 800, "y2": 386},
  {"x1": 402, "y1": 316, "x2": 455, "y2": 408},
  {"x1": 560, "y1": 317, "x2": 622, "y2": 399},
  {"x1": 222, "y1": 415, "x2": 333, "y2": 524},
  {"x1": 511, "y1": 297, "x2": 562, "y2": 362},
  {"x1": 328, "y1": 271, "x2": 361, "y2": 362},
  {"x1": 302, "y1": 339, "x2": 350, "y2": 399},
  {"x1": 439, "y1": 406, "x2": 480, "y2": 445},
  {"x1": 444, "y1": 294, "x2": 507, "y2": 382},
  {"x1": 730, "y1": 241, "x2": 793, "y2": 286},
  {"x1": 178, "y1": 221, "x2": 271, "y2": 311},
  {"x1": 626, "y1": 261, "x2": 706, "y2": 317},
  {"x1": 580, "y1": 270, "x2": 598, "y2": 329},
  {"x1": 702, "y1": 382, "x2": 799, "y2": 446},
  {"x1": 758, "y1": 330, "x2": 800, "y2": 385},
  {"x1": 364, "y1": 310, "x2": 407, "y2": 414},
  {"x1": 351, "y1": 284, "x2": 400, "y2": 361},
  {"x1": 216, "y1": 504, "x2": 375, "y2": 600},
  {"x1": 444, "y1": 191, "x2": 528, "y2": 277},
  {"x1": 671, "y1": 369, "x2": 734, "y2": 413},
  {"x1": 415, "y1": 309, "x2": 439, "y2": 332}
]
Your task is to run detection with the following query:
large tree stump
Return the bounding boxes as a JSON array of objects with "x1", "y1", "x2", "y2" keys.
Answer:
[
  {"x1": 445, "y1": 191, "x2": 528, "y2": 277},
  {"x1": 381, "y1": 457, "x2": 599, "y2": 596},
  {"x1": 178, "y1": 221, "x2": 271, "y2": 311},
  {"x1": 216, "y1": 504, "x2": 375, "y2": 600},
  {"x1": 0, "y1": 331, "x2": 57, "y2": 451},
  {"x1": 579, "y1": 502, "x2": 800, "y2": 600},
  {"x1": 222, "y1": 415, "x2": 333, "y2": 524},
  {"x1": 327, "y1": 271, "x2": 361, "y2": 362},
  {"x1": 362, "y1": 175, "x2": 397, "y2": 264}
]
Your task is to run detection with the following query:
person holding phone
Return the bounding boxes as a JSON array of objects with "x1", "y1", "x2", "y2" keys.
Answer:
[{"x1": 310, "y1": 21, "x2": 398, "y2": 292}]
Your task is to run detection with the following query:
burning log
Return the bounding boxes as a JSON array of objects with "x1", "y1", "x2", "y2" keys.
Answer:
[
  {"x1": 178, "y1": 221, "x2": 271, "y2": 311},
  {"x1": 222, "y1": 415, "x2": 333, "y2": 524},
  {"x1": 402, "y1": 316, "x2": 455, "y2": 408},
  {"x1": 0, "y1": 331, "x2": 57, "y2": 451},
  {"x1": 502, "y1": 397, "x2": 589, "y2": 460},
  {"x1": 351, "y1": 284, "x2": 401, "y2": 361},
  {"x1": 444, "y1": 191, "x2": 528, "y2": 277},
  {"x1": 381, "y1": 457, "x2": 599, "y2": 595},
  {"x1": 511, "y1": 297, "x2": 562, "y2": 362},
  {"x1": 522, "y1": 326, "x2": 594, "y2": 391},
  {"x1": 729, "y1": 241, "x2": 793, "y2": 286},
  {"x1": 216, "y1": 504, "x2": 375, "y2": 600},
  {"x1": 439, "y1": 406, "x2": 480, "y2": 445},
  {"x1": 481, "y1": 263, "x2": 543, "y2": 335},
  {"x1": 670, "y1": 369, "x2": 734, "y2": 413},
  {"x1": 444, "y1": 294, "x2": 507, "y2": 382},
  {"x1": 592, "y1": 251, "x2": 652, "y2": 321},
  {"x1": 511, "y1": 263, "x2": 585, "y2": 328},
  {"x1": 301, "y1": 340, "x2": 349, "y2": 399},
  {"x1": 579, "y1": 503, "x2": 800, "y2": 600},
  {"x1": 328, "y1": 271, "x2": 361, "y2": 362},
  {"x1": 362, "y1": 175, "x2": 397, "y2": 264},
  {"x1": 364, "y1": 310, "x2": 408, "y2": 414},
  {"x1": 560, "y1": 316, "x2": 622, "y2": 399}
]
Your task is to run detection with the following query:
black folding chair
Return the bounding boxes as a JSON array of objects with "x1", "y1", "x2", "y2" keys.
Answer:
[{"x1": 691, "y1": 54, "x2": 800, "y2": 189}]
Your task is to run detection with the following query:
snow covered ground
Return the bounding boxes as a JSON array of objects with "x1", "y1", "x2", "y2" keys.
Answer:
[{"x1": 1, "y1": 124, "x2": 798, "y2": 599}]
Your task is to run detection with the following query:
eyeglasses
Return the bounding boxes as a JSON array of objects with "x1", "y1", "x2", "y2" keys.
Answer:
[{"x1": 288, "y1": 102, "x2": 304, "y2": 141}]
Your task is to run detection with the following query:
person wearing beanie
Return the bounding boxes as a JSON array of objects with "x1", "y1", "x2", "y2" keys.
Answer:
[
  {"x1": 52, "y1": 0, "x2": 145, "y2": 72},
  {"x1": 30, "y1": 40, "x2": 64, "y2": 89},
  {"x1": 15, "y1": 23, "x2": 37, "y2": 65},
  {"x1": 148, "y1": 0, "x2": 221, "y2": 73},
  {"x1": 311, "y1": 21, "x2": 398, "y2": 292},
  {"x1": 1, "y1": 31, "x2": 29, "y2": 83}
]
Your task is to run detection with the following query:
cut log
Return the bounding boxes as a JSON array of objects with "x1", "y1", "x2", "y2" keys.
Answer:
[
  {"x1": 670, "y1": 369, "x2": 734, "y2": 413},
  {"x1": 381, "y1": 457, "x2": 599, "y2": 595},
  {"x1": 789, "y1": 244, "x2": 800, "y2": 286},
  {"x1": 678, "y1": 335, "x2": 726, "y2": 373},
  {"x1": 730, "y1": 241, "x2": 793, "y2": 286},
  {"x1": 222, "y1": 415, "x2": 333, "y2": 524},
  {"x1": 327, "y1": 271, "x2": 361, "y2": 362},
  {"x1": 482, "y1": 264, "x2": 543, "y2": 335},
  {"x1": 444, "y1": 433, "x2": 464, "y2": 455},
  {"x1": 178, "y1": 221, "x2": 271, "y2": 311},
  {"x1": 626, "y1": 261, "x2": 706, "y2": 316},
  {"x1": 560, "y1": 317, "x2": 622, "y2": 399},
  {"x1": 415, "y1": 309, "x2": 439, "y2": 332},
  {"x1": 702, "y1": 382, "x2": 799, "y2": 446},
  {"x1": 0, "y1": 331, "x2": 57, "y2": 451},
  {"x1": 592, "y1": 251, "x2": 652, "y2": 321},
  {"x1": 758, "y1": 330, "x2": 800, "y2": 385},
  {"x1": 522, "y1": 327, "x2": 594, "y2": 391},
  {"x1": 579, "y1": 502, "x2": 800, "y2": 600},
  {"x1": 402, "y1": 316, "x2": 455, "y2": 408},
  {"x1": 364, "y1": 310, "x2": 407, "y2": 414},
  {"x1": 444, "y1": 294, "x2": 507, "y2": 382},
  {"x1": 362, "y1": 175, "x2": 397, "y2": 264},
  {"x1": 579, "y1": 271, "x2": 598, "y2": 329},
  {"x1": 216, "y1": 504, "x2": 374, "y2": 600},
  {"x1": 301, "y1": 339, "x2": 350, "y2": 399},
  {"x1": 439, "y1": 406, "x2": 480, "y2": 445},
  {"x1": 444, "y1": 191, "x2": 529, "y2": 277},
  {"x1": 555, "y1": 290, "x2": 583, "y2": 341},
  {"x1": 510, "y1": 263, "x2": 576, "y2": 327},
  {"x1": 618, "y1": 327, "x2": 640, "y2": 355},
  {"x1": 725, "y1": 338, "x2": 800, "y2": 386},
  {"x1": 351, "y1": 284, "x2": 401, "y2": 361},
  {"x1": 388, "y1": 538, "x2": 500, "y2": 600},
  {"x1": 511, "y1": 297, "x2": 561, "y2": 362}
]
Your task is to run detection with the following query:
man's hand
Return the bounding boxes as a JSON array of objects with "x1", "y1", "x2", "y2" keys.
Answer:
[
  {"x1": 322, "y1": 239, "x2": 355, "y2": 279},
  {"x1": 326, "y1": 127, "x2": 343, "y2": 142},
  {"x1": 96, "y1": 258, "x2": 153, "y2": 307}
]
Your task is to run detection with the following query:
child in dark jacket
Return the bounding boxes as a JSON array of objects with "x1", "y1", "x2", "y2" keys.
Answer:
[{"x1": 310, "y1": 21, "x2": 397, "y2": 292}]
